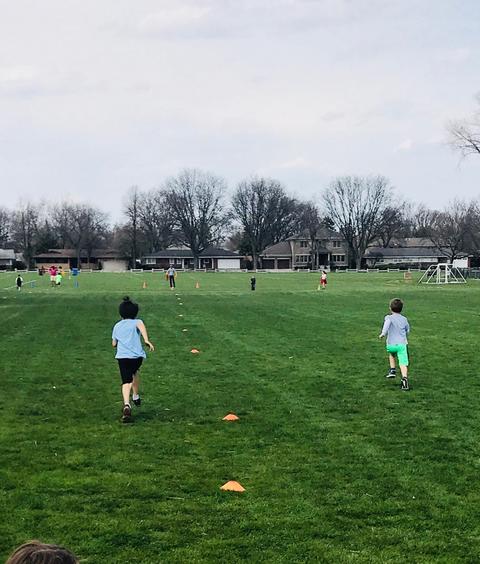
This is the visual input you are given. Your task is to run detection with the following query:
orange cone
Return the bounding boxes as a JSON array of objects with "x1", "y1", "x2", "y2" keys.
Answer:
[
  {"x1": 143, "y1": 281, "x2": 147, "y2": 289},
  {"x1": 191, "y1": 348, "x2": 200, "y2": 354},
  {"x1": 222, "y1": 413, "x2": 239, "y2": 421},
  {"x1": 220, "y1": 481, "x2": 245, "y2": 492},
  {"x1": 195, "y1": 281, "x2": 200, "y2": 289}
]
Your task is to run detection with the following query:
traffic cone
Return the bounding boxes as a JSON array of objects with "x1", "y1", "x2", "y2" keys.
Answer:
[
  {"x1": 220, "y1": 481, "x2": 245, "y2": 492},
  {"x1": 195, "y1": 281, "x2": 200, "y2": 289},
  {"x1": 222, "y1": 413, "x2": 239, "y2": 421},
  {"x1": 143, "y1": 281, "x2": 147, "y2": 289}
]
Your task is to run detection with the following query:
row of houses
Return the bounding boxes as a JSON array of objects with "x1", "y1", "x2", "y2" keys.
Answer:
[{"x1": 0, "y1": 232, "x2": 473, "y2": 271}]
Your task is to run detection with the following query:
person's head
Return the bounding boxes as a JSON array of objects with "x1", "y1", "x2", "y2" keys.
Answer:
[
  {"x1": 119, "y1": 296, "x2": 139, "y2": 319},
  {"x1": 6, "y1": 540, "x2": 78, "y2": 564},
  {"x1": 390, "y1": 298, "x2": 403, "y2": 313}
]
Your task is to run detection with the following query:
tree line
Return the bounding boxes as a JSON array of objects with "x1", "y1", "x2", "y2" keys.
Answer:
[
  {"x1": 1, "y1": 170, "x2": 480, "y2": 270},
  {"x1": 1, "y1": 94, "x2": 479, "y2": 269}
]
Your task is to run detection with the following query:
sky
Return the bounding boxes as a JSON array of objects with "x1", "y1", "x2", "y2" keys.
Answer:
[{"x1": 0, "y1": 0, "x2": 479, "y2": 221}]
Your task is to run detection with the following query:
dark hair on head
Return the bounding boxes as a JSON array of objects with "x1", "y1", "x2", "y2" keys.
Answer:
[
  {"x1": 119, "y1": 296, "x2": 139, "y2": 319},
  {"x1": 6, "y1": 540, "x2": 79, "y2": 564},
  {"x1": 390, "y1": 298, "x2": 403, "y2": 313}
]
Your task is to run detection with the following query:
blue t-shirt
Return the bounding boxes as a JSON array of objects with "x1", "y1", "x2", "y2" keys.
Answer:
[{"x1": 112, "y1": 319, "x2": 146, "y2": 359}]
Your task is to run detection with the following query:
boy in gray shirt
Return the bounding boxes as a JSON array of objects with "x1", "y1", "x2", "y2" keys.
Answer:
[{"x1": 379, "y1": 298, "x2": 411, "y2": 391}]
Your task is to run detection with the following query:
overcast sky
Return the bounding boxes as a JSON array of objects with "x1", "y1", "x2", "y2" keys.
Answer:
[{"x1": 1, "y1": 0, "x2": 479, "y2": 221}]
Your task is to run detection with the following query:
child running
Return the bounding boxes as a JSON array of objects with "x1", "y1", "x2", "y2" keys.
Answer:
[
  {"x1": 320, "y1": 270, "x2": 328, "y2": 289},
  {"x1": 112, "y1": 296, "x2": 154, "y2": 422},
  {"x1": 16, "y1": 275, "x2": 23, "y2": 291},
  {"x1": 379, "y1": 298, "x2": 410, "y2": 391}
]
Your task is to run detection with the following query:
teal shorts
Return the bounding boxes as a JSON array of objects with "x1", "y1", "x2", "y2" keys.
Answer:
[{"x1": 386, "y1": 344, "x2": 409, "y2": 366}]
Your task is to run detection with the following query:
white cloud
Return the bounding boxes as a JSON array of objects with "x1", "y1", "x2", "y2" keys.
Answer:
[
  {"x1": 395, "y1": 139, "x2": 414, "y2": 152},
  {"x1": 138, "y1": 5, "x2": 212, "y2": 35},
  {"x1": 0, "y1": 65, "x2": 37, "y2": 83},
  {"x1": 438, "y1": 48, "x2": 470, "y2": 64},
  {"x1": 279, "y1": 156, "x2": 311, "y2": 169}
]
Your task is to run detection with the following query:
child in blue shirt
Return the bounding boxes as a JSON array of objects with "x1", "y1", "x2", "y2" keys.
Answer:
[
  {"x1": 112, "y1": 296, "x2": 154, "y2": 422},
  {"x1": 379, "y1": 298, "x2": 411, "y2": 391}
]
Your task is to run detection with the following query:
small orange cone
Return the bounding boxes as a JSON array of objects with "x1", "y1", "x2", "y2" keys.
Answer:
[
  {"x1": 195, "y1": 281, "x2": 200, "y2": 289},
  {"x1": 222, "y1": 413, "x2": 239, "y2": 421},
  {"x1": 220, "y1": 481, "x2": 245, "y2": 492},
  {"x1": 143, "y1": 281, "x2": 147, "y2": 289},
  {"x1": 191, "y1": 348, "x2": 200, "y2": 354}
]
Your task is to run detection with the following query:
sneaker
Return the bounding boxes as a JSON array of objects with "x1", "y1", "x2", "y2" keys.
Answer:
[
  {"x1": 386, "y1": 371, "x2": 396, "y2": 379},
  {"x1": 133, "y1": 397, "x2": 141, "y2": 407},
  {"x1": 400, "y1": 378, "x2": 410, "y2": 391},
  {"x1": 122, "y1": 404, "x2": 132, "y2": 422}
]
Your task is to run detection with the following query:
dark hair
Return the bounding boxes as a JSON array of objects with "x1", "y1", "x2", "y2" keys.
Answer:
[
  {"x1": 6, "y1": 540, "x2": 78, "y2": 564},
  {"x1": 119, "y1": 296, "x2": 139, "y2": 319},
  {"x1": 390, "y1": 298, "x2": 403, "y2": 313}
]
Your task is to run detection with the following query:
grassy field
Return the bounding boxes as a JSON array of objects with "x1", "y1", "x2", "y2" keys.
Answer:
[{"x1": 1, "y1": 270, "x2": 480, "y2": 563}]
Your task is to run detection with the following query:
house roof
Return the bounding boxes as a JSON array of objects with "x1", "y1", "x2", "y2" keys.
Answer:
[
  {"x1": 261, "y1": 242, "x2": 292, "y2": 256},
  {"x1": 365, "y1": 247, "x2": 449, "y2": 258},
  {"x1": 33, "y1": 249, "x2": 126, "y2": 259},
  {"x1": 262, "y1": 241, "x2": 330, "y2": 257},
  {"x1": 287, "y1": 227, "x2": 343, "y2": 241},
  {"x1": 390, "y1": 237, "x2": 436, "y2": 248},
  {"x1": 143, "y1": 247, "x2": 240, "y2": 259},
  {"x1": 0, "y1": 249, "x2": 15, "y2": 260}
]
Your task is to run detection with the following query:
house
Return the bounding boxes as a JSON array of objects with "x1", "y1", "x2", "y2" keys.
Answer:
[
  {"x1": 141, "y1": 247, "x2": 241, "y2": 270},
  {"x1": 260, "y1": 229, "x2": 347, "y2": 270},
  {"x1": 364, "y1": 238, "x2": 448, "y2": 267},
  {"x1": 0, "y1": 249, "x2": 15, "y2": 270},
  {"x1": 33, "y1": 249, "x2": 129, "y2": 271}
]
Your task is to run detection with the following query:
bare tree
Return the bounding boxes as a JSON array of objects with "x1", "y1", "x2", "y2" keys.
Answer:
[
  {"x1": 52, "y1": 203, "x2": 108, "y2": 267},
  {"x1": 83, "y1": 210, "x2": 109, "y2": 263},
  {"x1": 11, "y1": 203, "x2": 40, "y2": 268},
  {"x1": 232, "y1": 177, "x2": 299, "y2": 268},
  {"x1": 298, "y1": 202, "x2": 324, "y2": 269},
  {"x1": 138, "y1": 189, "x2": 176, "y2": 253},
  {"x1": 36, "y1": 219, "x2": 59, "y2": 253},
  {"x1": 428, "y1": 200, "x2": 475, "y2": 263},
  {"x1": 0, "y1": 207, "x2": 11, "y2": 248},
  {"x1": 323, "y1": 175, "x2": 393, "y2": 268},
  {"x1": 406, "y1": 204, "x2": 436, "y2": 238},
  {"x1": 123, "y1": 187, "x2": 142, "y2": 267},
  {"x1": 448, "y1": 94, "x2": 480, "y2": 158},
  {"x1": 165, "y1": 169, "x2": 231, "y2": 268},
  {"x1": 376, "y1": 202, "x2": 409, "y2": 247}
]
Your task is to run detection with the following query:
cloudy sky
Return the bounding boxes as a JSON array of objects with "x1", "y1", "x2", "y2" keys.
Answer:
[{"x1": 1, "y1": 0, "x2": 479, "y2": 220}]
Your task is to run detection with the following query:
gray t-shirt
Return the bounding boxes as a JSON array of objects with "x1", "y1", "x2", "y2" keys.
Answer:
[{"x1": 381, "y1": 313, "x2": 410, "y2": 345}]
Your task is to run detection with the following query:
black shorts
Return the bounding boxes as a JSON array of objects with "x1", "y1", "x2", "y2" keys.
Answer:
[{"x1": 117, "y1": 357, "x2": 143, "y2": 384}]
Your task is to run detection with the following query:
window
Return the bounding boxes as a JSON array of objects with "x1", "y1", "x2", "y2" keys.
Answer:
[
  {"x1": 296, "y1": 255, "x2": 309, "y2": 263},
  {"x1": 332, "y1": 240, "x2": 342, "y2": 248},
  {"x1": 145, "y1": 258, "x2": 156, "y2": 265},
  {"x1": 300, "y1": 241, "x2": 309, "y2": 248},
  {"x1": 332, "y1": 255, "x2": 345, "y2": 262}
]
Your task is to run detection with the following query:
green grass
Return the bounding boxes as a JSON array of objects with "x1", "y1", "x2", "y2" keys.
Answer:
[{"x1": 1, "y1": 271, "x2": 480, "y2": 563}]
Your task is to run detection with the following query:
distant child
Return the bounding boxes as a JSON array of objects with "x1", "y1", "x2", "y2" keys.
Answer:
[
  {"x1": 320, "y1": 270, "x2": 328, "y2": 289},
  {"x1": 112, "y1": 296, "x2": 154, "y2": 422},
  {"x1": 55, "y1": 271, "x2": 63, "y2": 286},
  {"x1": 16, "y1": 275, "x2": 23, "y2": 291},
  {"x1": 49, "y1": 265, "x2": 57, "y2": 287},
  {"x1": 167, "y1": 266, "x2": 176, "y2": 289},
  {"x1": 379, "y1": 298, "x2": 411, "y2": 391},
  {"x1": 250, "y1": 276, "x2": 256, "y2": 291}
]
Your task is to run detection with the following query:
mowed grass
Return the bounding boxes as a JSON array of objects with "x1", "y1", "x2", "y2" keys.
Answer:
[{"x1": 1, "y1": 271, "x2": 480, "y2": 563}]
